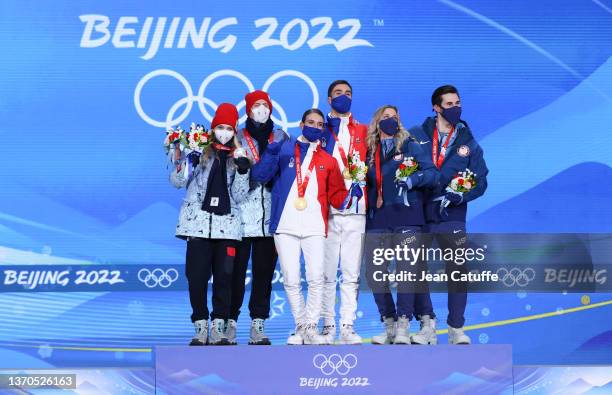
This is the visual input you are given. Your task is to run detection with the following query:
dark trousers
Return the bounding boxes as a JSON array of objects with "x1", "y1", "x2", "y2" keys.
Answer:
[
  {"x1": 230, "y1": 237, "x2": 278, "y2": 320},
  {"x1": 365, "y1": 226, "x2": 422, "y2": 320},
  {"x1": 414, "y1": 221, "x2": 468, "y2": 328},
  {"x1": 186, "y1": 237, "x2": 237, "y2": 322}
]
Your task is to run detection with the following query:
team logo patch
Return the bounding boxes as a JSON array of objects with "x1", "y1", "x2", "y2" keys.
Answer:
[
  {"x1": 319, "y1": 165, "x2": 325, "y2": 170},
  {"x1": 321, "y1": 138, "x2": 327, "y2": 148},
  {"x1": 288, "y1": 157, "x2": 295, "y2": 167},
  {"x1": 356, "y1": 137, "x2": 361, "y2": 143},
  {"x1": 393, "y1": 153, "x2": 403, "y2": 161},
  {"x1": 457, "y1": 145, "x2": 470, "y2": 157}
]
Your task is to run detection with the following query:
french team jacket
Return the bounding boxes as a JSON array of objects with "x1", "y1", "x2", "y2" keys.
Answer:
[{"x1": 251, "y1": 136, "x2": 348, "y2": 237}]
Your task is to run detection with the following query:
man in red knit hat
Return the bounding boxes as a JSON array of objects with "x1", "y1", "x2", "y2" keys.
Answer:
[{"x1": 226, "y1": 90, "x2": 289, "y2": 345}]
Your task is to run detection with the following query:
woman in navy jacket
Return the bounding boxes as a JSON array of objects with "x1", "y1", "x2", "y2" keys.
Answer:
[{"x1": 364, "y1": 105, "x2": 437, "y2": 345}]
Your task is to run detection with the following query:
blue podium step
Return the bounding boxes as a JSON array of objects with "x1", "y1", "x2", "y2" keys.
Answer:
[{"x1": 155, "y1": 344, "x2": 513, "y2": 394}]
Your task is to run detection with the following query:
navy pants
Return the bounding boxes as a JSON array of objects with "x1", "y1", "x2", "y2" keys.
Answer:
[
  {"x1": 365, "y1": 226, "x2": 426, "y2": 321},
  {"x1": 414, "y1": 221, "x2": 468, "y2": 328}
]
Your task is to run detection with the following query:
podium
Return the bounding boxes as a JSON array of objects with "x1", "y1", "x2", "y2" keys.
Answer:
[{"x1": 155, "y1": 345, "x2": 513, "y2": 394}]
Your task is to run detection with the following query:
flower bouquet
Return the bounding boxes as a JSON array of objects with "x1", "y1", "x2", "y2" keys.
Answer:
[
  {"x1": 435, "y1": 168, "x2": 477, "y2": 214},
  {"x1": 395, "y1": 156, "x2": 419, "y2": 206}
]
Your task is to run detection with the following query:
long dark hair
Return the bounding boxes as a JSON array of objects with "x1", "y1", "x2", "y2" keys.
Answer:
[{"x1": 301, "y1": 108, "x2": 325, "y2": 124}]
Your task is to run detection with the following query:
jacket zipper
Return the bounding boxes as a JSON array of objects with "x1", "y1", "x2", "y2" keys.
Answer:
[
  {"x1": 208, "y1": 214, "x2": 212, "y2": 238},
  {"x1": 260, "y1": 185, "x2": 266, "y2": 236}
]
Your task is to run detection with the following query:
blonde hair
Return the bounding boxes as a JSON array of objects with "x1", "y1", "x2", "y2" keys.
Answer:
[{"x1": 366, "y1": 105, "x2": 411, "y2": 168}]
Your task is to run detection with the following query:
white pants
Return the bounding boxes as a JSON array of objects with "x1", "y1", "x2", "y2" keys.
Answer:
[
  {"x1": 274, "y1": 233, "x2": 325, "y2": 326},
  {"x1": 321, "y1": 214, "x2": 366, "y2": 326}
]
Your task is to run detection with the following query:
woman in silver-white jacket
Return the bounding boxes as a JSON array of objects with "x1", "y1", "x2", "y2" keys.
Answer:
[{"x1": 170, "y1": 103, "x2": 250, "y2": 346}]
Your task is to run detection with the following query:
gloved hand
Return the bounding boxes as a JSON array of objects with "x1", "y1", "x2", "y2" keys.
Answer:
[
  {"x1": 234, "y1": 156, "x2": 251, "y2": 174},
  {"x1": 188, "y1": 152, "x2": 200, "y2": 168},
  {"x1": 397, "y1": 177, "x2": 412, "y2": 190},
  {"x1": 445, "y1": 190, "x2": 463, "y2": 206},
  {"x1": 265, "y1": 141, "x2": 282, "y2": 155}
]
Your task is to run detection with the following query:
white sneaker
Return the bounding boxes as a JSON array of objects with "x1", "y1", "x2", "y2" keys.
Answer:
[
  {"x1": 320, "y1": 324, "x2": 336, "y2": 345},
  {"x1": 224, "y1": 319, "x2": 237, "y2": 345},
  {"x1": 287, "y1": 326, "x2": 304, "y2": 345},
  {"x1": 394, "y1": 316, "x2": 411, "y2": 345},
  {"x1": 372, "y1": 317, "x2": 396, "y2": 345},
  {"x1": 209, "y1": 318, "x2": 230, "y2": 345},
  {"x1": 249, "y1": 318, "x2": 271, "y2": 345},
  {"x1": 411, "y1": 315, "x2": 437, "y2": 345},
  {"x1": 448, "y1": 326, "x2": 471, "y2": 345},
  {"x1": 302, "y1": 324, "x2": 325, "y2": 345},
  {"x1": 337, "y1": 324, "x2": 362, "y2": 345},
  {"x1": 189, "y1": 319, "x2": 208, "y2": 346}
]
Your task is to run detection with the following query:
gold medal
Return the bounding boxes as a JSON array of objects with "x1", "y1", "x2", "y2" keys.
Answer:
[
  {"x1": 294, "y1": 197, "x2": 307, "y2": 211},
  {"x1": 343, "y1": 167, "x2": 352, "y2": 180}
]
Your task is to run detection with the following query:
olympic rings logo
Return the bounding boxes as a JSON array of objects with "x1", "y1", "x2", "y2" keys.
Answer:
[
  {"x1": 134, "y1": 69, "x2": 319, "y2": 130},
  {"x1": 496, "y1": 267, "x2": 536, "y2": 287},
  {"x1": 137, "y1": 268, "x2": 179, "y2": 288},
  {"x1": 312, "y1": 353, "x2": 358, "y2": 376}
]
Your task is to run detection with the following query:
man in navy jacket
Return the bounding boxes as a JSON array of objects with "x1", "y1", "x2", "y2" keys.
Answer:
[{"x1": 409, "y1": 85, "x2": 489, "y2": 345}]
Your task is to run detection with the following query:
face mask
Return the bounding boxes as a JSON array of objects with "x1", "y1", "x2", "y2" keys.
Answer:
[
  {"x1": 379, "y1": 117, "x2": 399, "y2": 135},
  {"x1": 441, "y1": 106, "x2": 462, "y2": 126},
  {"x1": 251, "y1": 105, "x2": 270, "y2": 124},
  {"x1": 214, "y1": 127, "x2": 235, "y2": 145},
  {"x1": 302, "y1": 125, "x2": 323, "y2": 142},
  {"x1": 331, "y1": 94, "x2": 352, "y2": 114}
]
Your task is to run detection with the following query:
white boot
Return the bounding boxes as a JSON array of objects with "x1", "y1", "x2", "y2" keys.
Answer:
[
  {"x1": 287, "y1": 325, "x2": 304, "y2": 345},
  {"x1": 394, "y1": 316, "x2": 411, "y2": 345},
  {"x1": 249, "y1": 318, "x2": 271, "y2": 345},
  {"x1": 448, "y1": 326, "x2": 471, "y2": 345},
  {"x1": 338, "y1": 324, "x2": 362, "y2": 345},
  {"x1": 371, "y1": 317, "x2": 396, "y2": 345},
  {"x1": 320, "y1": 323, "x2": 336, "y2": 345},
  {"x1": 411, "y1": 315, "x2": 437, "y2": 345},
  {"x1": 303, "y1": 324, "x2": 325, "y2": 345},
  {"x1": 224, "y1": 319, "x2": 237, "y2": 345},
  {"x1": 189, "y1": 319, "x2": 208, "y2": 346},
  {"x1": 209, "y1": 318, "x2": 230, "y2": 345}
]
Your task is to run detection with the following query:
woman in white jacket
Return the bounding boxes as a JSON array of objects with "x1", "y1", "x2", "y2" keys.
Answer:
[{"x1": 170, "y1": 103, "x2": 250, "y2": 346}]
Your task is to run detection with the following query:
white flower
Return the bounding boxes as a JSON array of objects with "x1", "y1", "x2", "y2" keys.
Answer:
[
  {"x1": 464, "y1": 181, "x2": 472, "y2": 189},
  {"x1": 450, "y1": 178, "x2": 459, "y2": 190}
]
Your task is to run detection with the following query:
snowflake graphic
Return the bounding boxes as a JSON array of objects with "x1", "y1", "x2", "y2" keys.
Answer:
[{"x1": 269, "y1": 291, "x2": 286, "y2": 320}]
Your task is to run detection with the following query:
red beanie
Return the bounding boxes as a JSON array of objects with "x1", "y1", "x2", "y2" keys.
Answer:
[
  {"x1": 211, "y1": 103, "x2": 239, "y2": 130},
  {"x1": 245, "y1": 90, "x2": 273, "y2": 116}
]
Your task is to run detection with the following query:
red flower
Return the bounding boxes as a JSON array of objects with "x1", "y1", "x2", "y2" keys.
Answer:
[
  {"x1": 194, "y1": 133, "x2": 199, "y2": 140},
  {"x1": 458, "y1": 178, "x2": 464, "y2": 185},
  {"x1": 399, "y1": 164, "x2": 407, "y2": 170}
]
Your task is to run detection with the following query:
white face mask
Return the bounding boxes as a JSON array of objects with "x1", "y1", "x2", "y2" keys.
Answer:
[
  {"x1": 214, "y1": 126, "x2": 235, "y2": 145},
  {"x1": 251, "y1": 105, "x2": 271, "y2": 124}
]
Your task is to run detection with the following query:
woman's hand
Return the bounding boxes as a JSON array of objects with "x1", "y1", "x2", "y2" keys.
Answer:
[{"x1": 234, "y1": 157, "x2": 251, "y2": 174}]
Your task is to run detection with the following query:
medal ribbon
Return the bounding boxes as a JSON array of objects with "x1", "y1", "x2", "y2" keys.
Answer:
[
  {"x1": 243, "y1": 128, "x2": 274, "y2": 162},
  {"x1": 328, "y1": 122, "x2": 356, "y2": 168},
  {"x1": 432, "y1": 125, "x2": 455, "y2": 169},
  {"x1": 294, "y1": 142, "x2": 318, "y2": 199}
]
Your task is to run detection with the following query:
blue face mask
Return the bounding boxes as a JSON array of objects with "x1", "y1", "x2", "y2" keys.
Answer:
[
  {"x1": 302, "y1": 125, "x2": 323, "y2": 142},
  {"x1": 331, "y1": 94, "x2": 352, "y2": 114},
  {"x1": 379, "y1": 117, "x2": 399, "y2": 135},
  {"x1": 441, "y1": 106, "x2": 462, "y2": 126}
]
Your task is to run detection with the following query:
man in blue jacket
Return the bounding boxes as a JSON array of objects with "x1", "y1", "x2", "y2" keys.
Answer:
[{"x1": 409, "y1": 85, "x2": 489, "y2": 345}]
